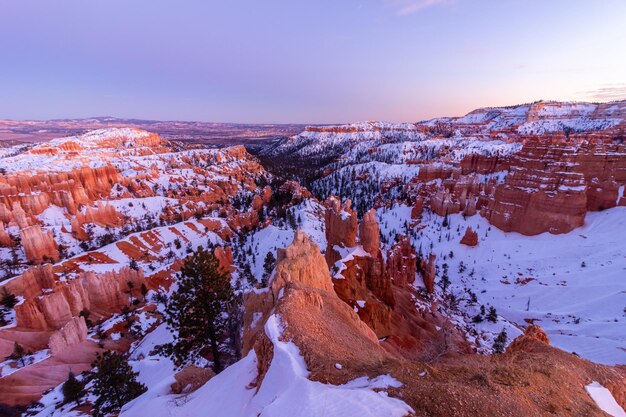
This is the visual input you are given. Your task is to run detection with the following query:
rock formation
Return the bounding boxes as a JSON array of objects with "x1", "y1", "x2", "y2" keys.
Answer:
[
  {"x1": 48, "y1": 316, "x2": 88, "y2": 355},
  {"x1": 20, "y1": 225, "x2": 59, "y2": 263},
  {"x1": 324, "y1": 196, "x2": 358, "y2": 266},
  {"x1": 421, "y1": 253, "x2": 436, "y2": 294},
  {"x1": 359, "y1": 208, "x2": 380, "y2": 257},
  {"x1": 483, "y1": 138, "x2": 626, "y2": 235},
  {"x1": 386, "y1": 236, "x2": 417, "y2": 288},
  {"x1": 243, "y1": 230, "x2": 388, "y2": 387},
  {"x1": 460, "y1": 226, "x2": 478, "y2": 246},
  {"x1": 171, "y1": 366, "x2": 215, "y2": 394},
  {"x1": 15, "y1": 267, "x2": 145, "y2": 331},
  {"x1": 270, "y1": 230, "x2": 333, "y2": 300}
]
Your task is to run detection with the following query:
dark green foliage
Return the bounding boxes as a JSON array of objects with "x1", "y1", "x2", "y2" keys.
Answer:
[
  {"x1": 1, "y1": 288, "x2": 17, "y2": 309},
  {"x1": 439, "y1": 263, "x2": 450, "y2": 293},
  {"x1": 487, "y1": 306, "x2": 498, "y2": 323},
  {"x1": 262, "y1": 251, "x2": 276, "y2": 286},
  {"x1": 62, "y1": 372, "x2": 85, "y2": 405},
  {"x1": 129, "y1": 258, "x2": 139, "y2": 271},
  {"x1": 154, "y1": 247, "x2": 235, "y2": 373},
  {"x1": 91, "y1": 351, "x2": 146, "y2": 417},
  {"x1": 79, "y1": 309, "x2": 93, "y2": 328},
  {"x1": 140, "y1": 283, "x2": 148, "y2": 301},
  {"x1": 493, "y1": 329, "x2": 508, "y2": 354}
]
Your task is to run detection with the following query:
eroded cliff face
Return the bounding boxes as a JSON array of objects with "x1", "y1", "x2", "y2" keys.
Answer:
[
  {"x1": 15, "y1": 267, "x2": 145, "y2": 331},
  {"x1": 483, "y1": 138, "x2": 626, "y2": 234},
  {"x1": 324, "y1": 195, "x2": 358, "y2": 266}
]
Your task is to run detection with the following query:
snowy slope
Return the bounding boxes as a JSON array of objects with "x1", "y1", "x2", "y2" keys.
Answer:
[
  {"x1": 119, "y1": 314, "x2": 413, "y2": 417},
  {"x1": 377, "y1": 205, "x2": 626, "y2": 365}
]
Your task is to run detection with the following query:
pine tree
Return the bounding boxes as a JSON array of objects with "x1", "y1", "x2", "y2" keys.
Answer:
[
  {"x1": 154, "y1": 247, "x2": 235, "y2": 373},
  {"x1": 91, "y1": 351, "x2": 146, "y2": 417},
  {"x1": 493, "y1": 329, "x2": 508, "y2": 354},
  {"x1": 442, "y1": 210, "x2": 449, "y2": 228},
  {"x1": 262, "y1": 251, "x2": 276, "y2": 286},
  {"x1": 440, "y1": 263, "x2": 450, "y2": 293},
  {"x1": 1, "y1": 288, "x2": 17, "y2": 309},
  {"x1": 62, "y1": 372, "x2": 85, "y2": 405},
  {"x1": 129, "y1": 258, "x2": 139, "y2": 271},
  {"x1": 140, "y1": 283, "x2": 148, "y2": 302},
  {"x1": 487, "y1": 306, "x2": 498, "y2": 323}
]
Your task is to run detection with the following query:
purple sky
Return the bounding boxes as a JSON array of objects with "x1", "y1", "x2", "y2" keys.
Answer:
[{"x1": 1, "y1": 0, "x2": 625, "y2": 124}]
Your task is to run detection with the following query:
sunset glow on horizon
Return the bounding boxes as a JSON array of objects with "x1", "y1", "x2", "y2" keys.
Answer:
[{"x1": 1, "y1": 0, "x2": 625, "y2": 124}]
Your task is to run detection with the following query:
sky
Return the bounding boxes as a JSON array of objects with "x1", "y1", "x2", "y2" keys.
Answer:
[{"x1": 0, "y1": 0, "x2": 625, "y2": 124}]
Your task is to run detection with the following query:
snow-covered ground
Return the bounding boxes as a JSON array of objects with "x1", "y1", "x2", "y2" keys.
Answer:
[
  {"x1": 585, "y1": 381, "x2": 626, "y2": 417},
  {"x1": 119, "y1": 314, "x2": 413, "y2": 417},
  {"x1": 377, "y1": 204, "x2": 626, "y2": 365}
]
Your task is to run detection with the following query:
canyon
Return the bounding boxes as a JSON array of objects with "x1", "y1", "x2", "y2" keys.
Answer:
[{"x1": 0, "y1": 100, "x2": 624, "y2": 417}]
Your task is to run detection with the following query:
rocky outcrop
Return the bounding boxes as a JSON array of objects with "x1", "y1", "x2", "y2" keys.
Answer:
[
  {"x1": 332, "y1": 252, "x2": 394, "y2": 337},
  {"x1": 507, "y1": 324, "x2": 550, "y2": 354},
  {"x1": 20, "y1": 225, "x2": 59, "y2": 263},
  {"x1": 243, "y1": 230, "x2": 387, "y2": 386},
  {"x1": 214, "y1": 246, "x2": 234, "y2": 273},
  {"x1": 386, "y1": 236, "x2": 417, "y2": 288},
  {"x1": 460, "y1": 227, "x2": 478, "y2": 246},
  {"x1": 0, "y1": 222, "x2": 13, "y2": 246},
  {"x1": 75, "y1": 202, "x2": 122, "y2": 228},
  {"x1": 270, "y1": 230, "x2": 333, "y2": 300},
  {"x1": 15, "y1": 267, "x2": 145, "y2": 331},
  {"x1": 171, "y1": 366, "x2": 215, "y2": 394},
  {"x1": 3, "y1": 264, "x2": 56, "y2": 299},
  {"x1": 324, "y1": 196, "x2": 358, "y2": 266},
  {"x1": 483, "y1": 139, "x2": 626, "y2": 235},
  {"x1": 421, "y1": 253, "x2": 436, "y2": 294},
  {"x1": 48, "y1": 316, "x2": 88, "y2": 355},
  {"x1": 411, "y1": 196, "x2": 424, "y2": 220},
  {"x1": 358, "y1": 209, "x2": 380, "y2": 257}
]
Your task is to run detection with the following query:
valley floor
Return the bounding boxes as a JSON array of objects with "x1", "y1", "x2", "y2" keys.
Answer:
[{"x1": 376, "y1": 205, "x2": 626, "y2": 365}]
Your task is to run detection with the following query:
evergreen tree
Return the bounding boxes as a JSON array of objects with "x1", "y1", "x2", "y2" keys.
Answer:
[
  {"x1": 487, "y1": 306, "x2": 498, "y2": 323},
  {"x1": 129, "y1": 258, "x2": 139, "y2": 271},
  {"x1": 493, "y1": 329, "x2": 508, "y2": 354},
  {"x1": 439, "y1": 263, "x2": 450, "y2": 293},
  {"x1": 442, "y1": 210, "x2": 449, "y2": 228},
  {"x1": 140, "y1": 283, "x2": 148, "y2": 302},
  {"x1": 1, "y1": 288, "x2": 17, "y2": 309},
  {"x1": 62, "y1": 372, "x2": 85, "y2": 405},
  {"x1": 262, "y1": 251, "x2": 276, "y2": 286},
  {"x1": 154, "y1": 247, "x2": 235, "y2": 373},
  {"x1": 91, "y1": 351, "x2": 146, "y2": 417}
]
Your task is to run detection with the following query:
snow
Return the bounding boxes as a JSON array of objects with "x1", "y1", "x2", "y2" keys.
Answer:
[
  {"x1": 120, "y1": 314, "x2": 413, "y2": 417},
  {"x1": 585, "y1": 381, "x2": 626, "y2": 417},
  {"x1": 37, "y1": 205, "x2": 69, "y2": 227},
  {"x1": 0, "y1": 349, "x2": 51, "y2": 378},
  {"x1": 377, "y1": 204, "x2": 626, "y2": 364},
  {"x1": 332, "y1": 245, "x2": 371, "y2": 279}
]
